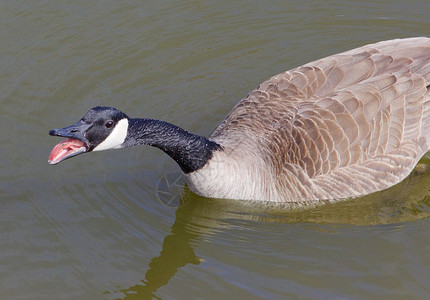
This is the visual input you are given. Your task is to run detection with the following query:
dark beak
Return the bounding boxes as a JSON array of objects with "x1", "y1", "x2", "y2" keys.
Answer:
[
  {"x1": 49, "y1": 121, "x2": 90, "y2": 142},
  {"x1": 48, "y1": 121, "x2": 91, "y2": 165}
]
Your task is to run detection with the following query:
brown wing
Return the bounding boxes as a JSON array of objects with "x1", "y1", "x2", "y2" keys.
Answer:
[{"x1": 210, "y1": 37, "x2": 430, "y2": 200}]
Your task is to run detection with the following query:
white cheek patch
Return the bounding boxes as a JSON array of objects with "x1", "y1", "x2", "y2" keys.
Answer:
[{"x1": 93, "y1": 118, "x2": 129, "y2": 151}]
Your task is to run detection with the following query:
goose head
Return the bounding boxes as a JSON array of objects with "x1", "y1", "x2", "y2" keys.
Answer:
[{"x1": 48, "y1": 106, "x2": 129, "y2": 164}]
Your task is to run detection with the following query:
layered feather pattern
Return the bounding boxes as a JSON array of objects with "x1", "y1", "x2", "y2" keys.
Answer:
[{"x1": 188, "y1": 37, "x2": 430, "y2": 202}]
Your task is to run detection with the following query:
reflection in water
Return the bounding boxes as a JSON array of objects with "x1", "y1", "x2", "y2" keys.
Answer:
[
  {"x1": 116, "y1": 164, "x2": 430, "y2": 299},
  {"x1": 119, "y1": 216, "x2": 203, "y2": 299}
]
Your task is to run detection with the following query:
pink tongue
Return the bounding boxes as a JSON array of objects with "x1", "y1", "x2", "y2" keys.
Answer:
[{"x1": 48, "y1": 138, "x2": 86, "y2": 164}]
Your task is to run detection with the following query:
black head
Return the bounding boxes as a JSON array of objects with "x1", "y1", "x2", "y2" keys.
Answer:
[{"x1": 48, "y1": 106, "x2": 129, "y2": 164}]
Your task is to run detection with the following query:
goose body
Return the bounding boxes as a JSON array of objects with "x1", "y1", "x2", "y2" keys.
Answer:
[{"x1": 49, "y1": 37, "x2": 430, "y2": 203}]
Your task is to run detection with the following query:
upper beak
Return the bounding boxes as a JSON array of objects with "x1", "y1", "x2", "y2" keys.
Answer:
[{"x1": 49, "y1": 121, "x2": 90, "y2": 144}]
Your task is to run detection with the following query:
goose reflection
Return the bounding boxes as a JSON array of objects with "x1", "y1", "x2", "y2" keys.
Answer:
[{"x1": 115, "y1": 162, "x2": 430, "y2": 299}]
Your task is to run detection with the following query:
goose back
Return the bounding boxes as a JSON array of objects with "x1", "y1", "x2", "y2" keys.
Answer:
[{"x1": 188, "y1": 37, "x2": 430, "y2": 202}]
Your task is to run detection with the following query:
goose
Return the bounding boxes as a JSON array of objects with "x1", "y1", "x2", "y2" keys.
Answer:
[{"x1": 49, "y1": 37, "x2": 430, "y2": 203}]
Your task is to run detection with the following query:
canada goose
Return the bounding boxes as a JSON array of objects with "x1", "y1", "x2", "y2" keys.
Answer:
[{"x1": 49, "y1": 37, "x2": 430, "y2": 202}]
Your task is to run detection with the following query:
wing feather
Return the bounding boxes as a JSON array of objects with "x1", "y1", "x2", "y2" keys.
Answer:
[{"x1": 210, "y1": 37, "x2": 430, "y2": 201}]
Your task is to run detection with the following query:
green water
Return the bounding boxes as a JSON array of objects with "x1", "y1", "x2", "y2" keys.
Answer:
[{"x1": 1, "y1": 0, "x2": 430, "y2": 299}]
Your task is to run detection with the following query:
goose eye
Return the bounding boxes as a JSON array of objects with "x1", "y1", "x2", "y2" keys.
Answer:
[{"x1": 105, "y1": 120, "x2": 114, "y2": 128}]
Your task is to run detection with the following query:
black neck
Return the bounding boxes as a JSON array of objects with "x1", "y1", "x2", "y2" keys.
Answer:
[{"x1": 123, "y1": 118, "x2": 221, "y2": 173}]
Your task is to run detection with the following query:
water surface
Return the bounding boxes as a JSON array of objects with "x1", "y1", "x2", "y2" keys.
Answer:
[{"x1": 1, "y1": 0, "x2": 430, "y2": 299}]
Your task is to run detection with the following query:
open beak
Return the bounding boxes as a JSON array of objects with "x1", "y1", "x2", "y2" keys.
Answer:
[{"x1": 48, "y1": 121, "x2": 90, "y2": 165}]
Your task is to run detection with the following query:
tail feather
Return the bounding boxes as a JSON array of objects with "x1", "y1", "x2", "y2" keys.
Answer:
[{"x1": 420, "y1": 87, "x2": 430, "y2": 149}]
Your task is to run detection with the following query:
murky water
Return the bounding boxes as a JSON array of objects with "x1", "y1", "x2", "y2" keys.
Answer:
[{"x1": 1, "y1": 0, "x2": 430, "y2": 299}]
